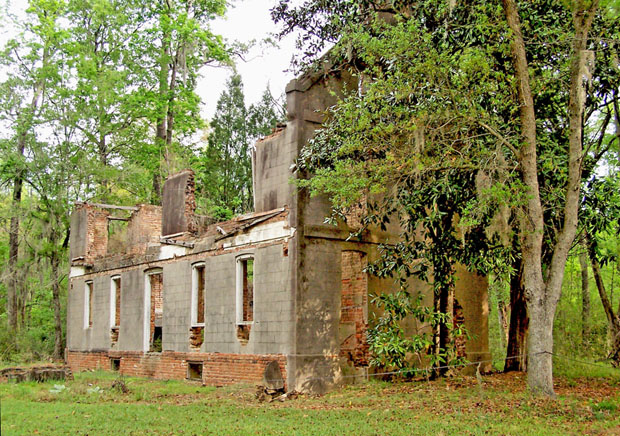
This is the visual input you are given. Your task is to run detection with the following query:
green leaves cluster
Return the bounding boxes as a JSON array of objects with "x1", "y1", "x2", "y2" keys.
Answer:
[
  {"x1": 196, "y1": 74, "x2": 285, "y2": 218},
  {"x1": 0, "y1": 0, "x2": 231, "y2": 359},
  {"x1": 291, "y1": 0, "x2": 619, "y2": 373}
]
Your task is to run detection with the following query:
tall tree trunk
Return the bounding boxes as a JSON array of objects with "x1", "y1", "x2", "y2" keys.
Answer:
[
  {"x1": 505, "y1": 257, "x2": 528, "y2": 372},
  {"x1": 591, "y1": 253, "x2": 620, "y2": 366},
  {"x1": 98, "y1": 130, "x2": 109, "y2": 200},
  {"x1": 153, "y1": 20, "x2": 171, "y2": 205},
  {"x1": 51, "y1": 248, "x2": 63, "y2": 360},
  {"x1": 503, "y1": 0, "x2": 597, "y2": 396},
  {"x1": 502, "y1": 0, "x2": 548, "y2": 394},
  {"x1": 579, "y1": 244, "x2": 590, "y2": 342},
  {"x1": 7, "y1": 133, "x2": 26, "y2": 331},
  {"x1": 431, "y1": 283, "x2": 453, "y2": 377},
  {"x1": 497, "y1": 299, "x2": 509, "y2": 350}
]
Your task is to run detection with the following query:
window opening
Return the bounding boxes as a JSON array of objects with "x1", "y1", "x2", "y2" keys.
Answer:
[
  {"x1": 187, "y1": 362, "x2": 203, "y2": 381},
  {"x1": 339, "y1": 251, "x2": 369, "y2": 367},
  {"x1": 110, "y1": 276, "x2": 121, "y2": 345},
  {"x1": 110, "y1": 358, "x2": 120, "y2": 371},
  {"x1": 85, "y1": 281, "x2": 93, "y2": 329},
  {"x1": 190, "y1": 263, "x2": 205, "y2": 351},
  {"x1": 106, "y1": 214, "x2": 130, "y2": 255},
  {"x1": 145, "y1": 269, "x2": 163, "y2": 352},
  {"x1": 191, "y1": 264, "x2": 205, "y2": 326},
  {"x1": 236, "y1": 256, "x2": 254, "y2": 343}
]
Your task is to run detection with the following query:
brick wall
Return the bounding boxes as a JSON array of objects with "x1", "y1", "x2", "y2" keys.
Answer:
[
  {"x1": 66, "y1": 350, "x2": 287, "y2": 387},
  {"x1": 343, "y1": 195, "x2": 367, "y2": 229},
  {"x1": 340, "y1": 251, "x2": 369, "y2": 367},
  {"x1": 125, "y1": 205, "x2": 162, "y2": 256},
  {"x1": 66, "y1": 350, "x2": 112, "y2": 371},
  {"x1": 183, "y1": 171, "x2": 197, "y2": 234},
  {"x1": 189, "y1": 326, "x2": 204, "y2": 350},
  {"x1": 83, "y1": 205, "x2": 109, "y2": 263}
]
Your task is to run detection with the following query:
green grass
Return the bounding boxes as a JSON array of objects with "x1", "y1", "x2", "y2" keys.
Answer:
[{"x1": 1, "y1": 371, "x2": 619, "y2": 435}]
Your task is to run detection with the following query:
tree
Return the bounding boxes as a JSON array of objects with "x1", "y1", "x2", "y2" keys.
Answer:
[
  {"x1": 140, "y1": 0, "x2": 229, "y2": 203},
  {"x1": 62, "y1": 0, "x2": 230, "y2": 204},
  {"x1": 581, "y1": 167, "x2": 620, "y2": 366},
  {"x1": 579, "y1": 239, "x2": 591, "y2": 342},
  {"x1": 0, "y1": 0, "x2": 66, "y2": 333},
  {"x1": 61, "y1": 0, "x2": 149, "y2": 200},
  {"x1": 282, "y1": 0, "x2": 618, "y2": 395},
  {"x1": 197, "y1": 75, "x2": 285, "y2": 218},
  {"x1": 1, "y1": 0, "x2": 231, "y2": 359},
  {"x1": 501, "y1": 0, "x2": 601, "y2": 396}
]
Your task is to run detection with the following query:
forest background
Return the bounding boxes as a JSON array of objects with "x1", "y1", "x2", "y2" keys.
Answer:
[{"x1": 0, "y1": 0, "x2": 619, "y2": 397}]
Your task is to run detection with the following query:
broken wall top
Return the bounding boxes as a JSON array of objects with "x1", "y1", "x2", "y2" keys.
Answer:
[{"x1": 162, "y1": 169, "x2": 197, "y2": 236}]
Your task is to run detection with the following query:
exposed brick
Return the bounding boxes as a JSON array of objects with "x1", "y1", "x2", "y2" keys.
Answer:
[
  {"x1": 189, "y1": 326, "x2": 204, "y2": 350},
  {"x1": 124, "y1": 205, "x2": 163, "y2": 256},
  {"x1": 66, "y1": 350, "x2": 286, "y2": 388},
  {"x1": 340, "y1": 251, "x2": 369, "y2": 367}
]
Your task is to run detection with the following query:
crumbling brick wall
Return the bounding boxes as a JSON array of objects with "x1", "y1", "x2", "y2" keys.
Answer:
[
  {"x1": 162, "y1": 169, "x2": 197, "y2": 236},
  {"x1": 343, "y1": 196, "x2": 367, "y2": 229},
  {"x1": 66, "y1": 350, "x2": 287, "y2": 387},
  {"x1": 77, "y1": 204, "x2": 109, "y2": 264},
  {"x1": 340, "y1": 251, "x2": 369, "y2": 367},
  {"x1": 189, "y1": 327, "x2": 204, "y2": 350},
  {"x1": 125, "y1": 205, "x2": 162, "y2": 256},
  {"x1": 183, "y1": 171, "x2": 198, "y2": 234}
]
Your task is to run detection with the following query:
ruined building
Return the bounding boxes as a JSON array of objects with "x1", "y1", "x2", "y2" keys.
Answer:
[{"x1": 66, "y1": 69, "x2": 490, "y2": 392}]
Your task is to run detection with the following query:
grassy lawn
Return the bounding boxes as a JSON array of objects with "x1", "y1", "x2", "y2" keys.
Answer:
[{"x1": 1, "y1": 368, "x2": 619, "y2": 436}]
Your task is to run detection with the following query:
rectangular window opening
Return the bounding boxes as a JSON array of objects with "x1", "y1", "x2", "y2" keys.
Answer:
[
  {"x1": 113, "y1": 277, "x2": 121, "y2": 327},
  {"x1": 192, "y1": 264, "x2": 205, "y2": 326},
  {"x1": 146, "y1": 270, "x2": 164, "y2": 353},
  {"x1": 85, "y1": 281, "x2": 93, "y2": 329},
  {"x1": 151, "y1": 326, "x2": 163, "y2": 352},
  {"x1": 187, "y1": 362, "x2": 203, "y2": 381},
  {"x1": 110, "y1": 276, "x2": 121, "y2": 345},
  {"x1": 235, "y1": 256, "x2": 254, "y2": 344},
  {"x1": 236, "y1": 257, "x2": 254, "y2": 324},
  {"x1": 110, "y1": 358, "x2": 120, "y2": 371},
  {"x1": 107, "y1": 216, "x2": 129, "y2": 255},
  {"x1": 190, "y1": 264, "x2": 205, "y2": 351}
]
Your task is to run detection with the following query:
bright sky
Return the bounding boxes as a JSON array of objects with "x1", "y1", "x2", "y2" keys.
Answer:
[{"x1": 201, "y1": 0, "x2": 300, "y2": 119}]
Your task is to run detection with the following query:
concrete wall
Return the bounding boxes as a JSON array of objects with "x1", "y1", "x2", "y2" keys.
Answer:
[
  {"x1": 278, "y1": 68, "x2": 491, "y2": 391},
  {"x1": 162, "y1": 170, "x2": 196, "y2": 236},
  {"x1": 69, "y1": 208, "x2": 87, "y2": 261},
  {"x1": 162, "y1": 261, "x2": 192, "y2": 352},
  {"x1": 117, "y1": 269, "x2": 147, "y2": 352},
  {"x1": 66, "y1": 277, "x2": 85, "y2": 350},
  {"x1": 66, "y1": 275, "x2": 111, "y2": 351},
  {"x1": 203, "y1": 244, "x2": 294, "y2": 356},
  {"x1": 454, "y1": 264, "x2": 491, "y2": 370},
  {"x1": 292, "y1": 238, "x2": 342, "y2": 393},
  {"x1": 253, "y1": 126, "x2": 299, "y2": 213}
]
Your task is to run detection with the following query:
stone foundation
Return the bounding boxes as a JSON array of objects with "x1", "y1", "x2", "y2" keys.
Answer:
[{"x1": 66, "y1": 350, "x2": 287, "y2": 387}]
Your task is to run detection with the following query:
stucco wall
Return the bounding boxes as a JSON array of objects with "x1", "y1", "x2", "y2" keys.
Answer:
[
  {"x1": 117, "y1": 269, "x2": 147, "y2": 352},
  {"x1": 162, "y1": 261, "x2": 192, "y2": 352},
  {"x1": 203, "y1": 244, "x2": 294, "y2": 356}
]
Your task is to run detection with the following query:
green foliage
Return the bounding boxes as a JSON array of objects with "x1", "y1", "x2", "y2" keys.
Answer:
[
  {"x1": 289, "y1": 0, "x2": 618, "y2": 378},
  {"x1": 368, "y1": 288, "x2": 469, "y2": 374},
  {"x1": 0, "y1": 0, "x2": 230, "y2": 361},
  {"x1": 196, "y1": 74, "x2": 285, "y2": 217}
]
